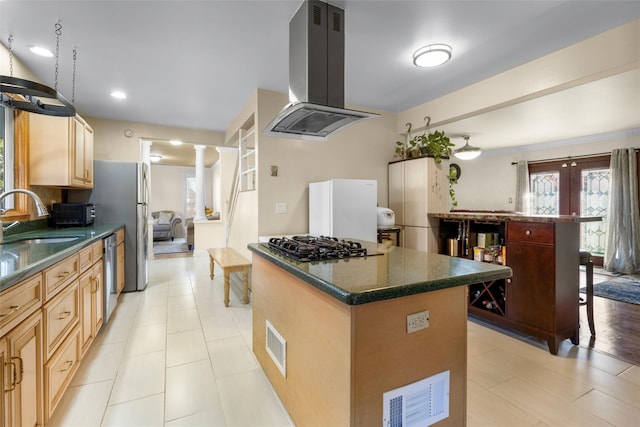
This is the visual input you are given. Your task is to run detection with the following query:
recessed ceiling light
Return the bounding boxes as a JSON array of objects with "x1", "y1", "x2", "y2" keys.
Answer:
[
  {"x1": 169, "y1": 140, "x2": 183, "y2": 146},
  {"x1": 150, "y1": 154, "x2": 162, "y2": 162},
  {"x1": 413, "y1": 44, "x2": 452, "y2": 68},
  {"x1": 29, "y1": 45, "x2": 54, "y2": 57},
  {"x1": 110, "y1": 90, "x2": 127, "y2": 99}
]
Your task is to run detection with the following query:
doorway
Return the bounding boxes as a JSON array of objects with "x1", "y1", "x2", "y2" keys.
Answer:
[{"x1": 528, "y1": 155, "x2": 610, "y2": 265}]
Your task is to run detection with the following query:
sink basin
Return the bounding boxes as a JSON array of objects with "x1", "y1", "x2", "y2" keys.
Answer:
[{"x1": 2, "y1": 236, "x2": 80, "y2": 245}]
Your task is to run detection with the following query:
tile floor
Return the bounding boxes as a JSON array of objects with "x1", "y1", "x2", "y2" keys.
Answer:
[{"x1": 48, "y1": 252, "x2": 640, "y2": 426}]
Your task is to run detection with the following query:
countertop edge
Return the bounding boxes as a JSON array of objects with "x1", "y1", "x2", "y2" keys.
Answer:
[
  {"x1": 429, "y1": 212, "x2": 602, "y2": 223},
  {"x1": 0, "y1": 224, "x2": 125, "y2": 292},
  {"x1": 248, "y1": 243, "x2": 512, "y2": 306}
]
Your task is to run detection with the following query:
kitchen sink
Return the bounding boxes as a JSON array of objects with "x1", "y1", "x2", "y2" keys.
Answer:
[{"x1": 1, "y1": 236, "x2": 81, "y2": 245}]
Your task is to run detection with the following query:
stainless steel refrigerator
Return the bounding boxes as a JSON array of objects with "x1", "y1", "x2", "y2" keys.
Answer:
[{"x1": 75, "y1": 161, "x2": 149, "y2": 292}]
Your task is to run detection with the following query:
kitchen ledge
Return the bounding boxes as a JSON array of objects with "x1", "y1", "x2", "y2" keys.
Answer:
[
  {"x1": 429, "y1": 211, "x2": 602, "y2": 223},
  {"x1": 0, "y1": 223, "x2": 125, "y2": 292},
  {"x1": 247, "y1": 242, "x2": 512, "y2": 305}
]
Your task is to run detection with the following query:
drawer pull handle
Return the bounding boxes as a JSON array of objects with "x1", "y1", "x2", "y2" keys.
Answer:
[
  {"x1": 60, "y1": 360, "x2": 74, "y2": 372},
  {"x1": 0, "y1": 305, "x2": 20, "y2": 317},
  {"x1": 525, "y1": 230, "x2": 531, "y2": 235},
  {"x1": 506, "y1": 278, "x2": 512, "y2": 284},
  {"x1": 58, "y1": 311, "x2": 72, "y2": 319},
  {"x1": 57, "y1": 271, "x2": 71, "y2": 278}
]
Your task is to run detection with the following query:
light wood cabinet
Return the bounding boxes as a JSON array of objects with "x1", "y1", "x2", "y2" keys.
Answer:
[
  {"x1": 28, "y1": 113, "x2": 94, "y2": 188},
  {"x1": 44, "y1": 327, "x2": 80, "y2": 420},
  {"x1": 79, "y1": 242, "x2": 104, "y2": 357},
  {"x1": 43, "y1": 254, "x2": 79, "y2": 301},
  {"x1": 388, "y1": 157, "x2": 448, "y2": 251},
  {"x1": 43, "y1": 282, "x2": 79, "y2": 361},
  {"x1": 116, "y1": 228, "x2": 125, "y2": 295},
  {"x1": 4, "y1": 310, "x2": 44, "y2": 427},
  {"x1": 0, "y1": 273, "x2": 43, "y2": 338},
  {"x1": 1, "y1": 338, "x2": 6, "y2": 427}
]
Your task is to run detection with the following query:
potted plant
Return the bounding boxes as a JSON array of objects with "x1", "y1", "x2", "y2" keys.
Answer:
[{"x1": 415, "y1": 130, "x2": 454, "y2": 164}]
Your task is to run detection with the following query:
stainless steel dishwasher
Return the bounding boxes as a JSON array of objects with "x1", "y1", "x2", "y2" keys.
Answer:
[{"x1": 103, "y1": 233, "x2": 118, "y2": 323}]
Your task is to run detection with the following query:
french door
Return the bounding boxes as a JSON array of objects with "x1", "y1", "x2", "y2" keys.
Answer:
[{"x1": 528, "y1": 155, "x2": 610, "y2": 265}]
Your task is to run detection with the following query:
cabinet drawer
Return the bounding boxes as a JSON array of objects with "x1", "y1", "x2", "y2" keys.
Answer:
[
  {"x1": 0, "y1": 273, "x2": 43, "y2": 337},
  {"x1": 45, "y1": 326, "x2": 80, "y2": 420},
  {"x1": 78, "y1": 245, "x2": 93, "y2": 272},
  {"x1": 43, "y1": 281, "x2": 79, "y2": 360},
  {"x1": 507, "y1": 222, "x2": 554, "y2": 245},
  {"x1": 116, "y1": 227, "x2": 125, "y2": 244},
  {"x1": 44, "y1": 254, "x2": 80, "y2": 301},
  {"x1": 91, "y1": 239, "x2": 103, "y2": 262}
]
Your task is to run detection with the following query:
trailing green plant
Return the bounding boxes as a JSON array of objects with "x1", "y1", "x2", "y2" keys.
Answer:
[
  {"x1": 449, "y1": 164, "x2": 459, "y2": 207},
  {"x1": 415, "y1": 130, "x2": 454, "y2": 164}
]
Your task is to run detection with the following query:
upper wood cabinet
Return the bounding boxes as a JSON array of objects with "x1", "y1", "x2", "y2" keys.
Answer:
[{"x1": 28, "y1": 113, "x2": 94, "y2": 188}]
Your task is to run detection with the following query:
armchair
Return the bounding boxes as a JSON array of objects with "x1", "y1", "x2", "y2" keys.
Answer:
[{"x1": 152, "y1": 210, "x2": 182, "y2": 241}]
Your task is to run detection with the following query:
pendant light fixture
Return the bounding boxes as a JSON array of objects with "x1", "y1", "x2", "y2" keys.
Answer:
[
  {"x1": 0, "y1": 21, "x2": 76, "y2": 117},
  {"x1": 453, "y1": 136, "x2": 482, "y2": 160}
]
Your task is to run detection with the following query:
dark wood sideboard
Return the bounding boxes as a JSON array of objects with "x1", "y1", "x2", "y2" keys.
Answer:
[{"x1": 430, "y1": 212, "x2": 601, "y2": 354}]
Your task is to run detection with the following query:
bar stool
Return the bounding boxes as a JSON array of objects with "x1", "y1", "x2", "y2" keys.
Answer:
[{"x1": 579, "y1": 251, "x2": 595, "y2": 336}]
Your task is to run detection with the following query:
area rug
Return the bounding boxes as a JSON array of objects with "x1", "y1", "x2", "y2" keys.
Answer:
[
  {"x1": 153, "y1": 239, "x2": 191, "y2": 254},
  {"x1": 581, "y1": 275, "x2": 640, "y2": 305}
]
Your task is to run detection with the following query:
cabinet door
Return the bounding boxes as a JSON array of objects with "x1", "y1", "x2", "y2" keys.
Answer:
[
  {"x1": 1, "y1": 339, "x2": 6, "y2": 427},
  {"x1": 79, "y1": 270, "x2": 93, "y2": 356},
  {"x1": 506, "y1": 241, "x2": 555, "y2": 331},
  {"x1": 404, "y1": 158, "x2": 427, "y2": 227},
  {"x1": 6, "y1": 311, "x2": 43, "y2": 427},
  {"x1": 83, "y1": 125, "x2": 94, "y2": 186},
  {"x1": 71, "y1": 117, "x2": 86, "y2": 187},
  {"x1": 117, "y1": 242, "x2": 125, "y2": 295},
  {"x1": 388, "y1": 162, "x2": 404, "y2": 225},
  {"x1": 92, "y1": 262, "x2": 104, "y2": 336}
]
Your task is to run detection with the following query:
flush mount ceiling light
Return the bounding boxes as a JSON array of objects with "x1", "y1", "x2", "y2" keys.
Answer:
[
  {"x1": 454, "y1": 136, "x2": 482, "y2": 160},
  {"x1": 110, "y1": 90, "x2": 127, "y2": 100},
  {"x1": 169, "y1": 140, "x2": 183, "y2": 146},
  {"x1": 413, "y1": 44, "x2": 452, "y2": 68},
  {"x1": 29, "y1": 45, "x2": 54, "y2": 57},
  {"x1": 150, "y1": 154, "x2": 162, "y2": 162}
]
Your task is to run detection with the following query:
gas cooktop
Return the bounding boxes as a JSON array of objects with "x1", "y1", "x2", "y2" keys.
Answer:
[{"x1": 265, "y1": 235, "x2": 376, "y2": 262}]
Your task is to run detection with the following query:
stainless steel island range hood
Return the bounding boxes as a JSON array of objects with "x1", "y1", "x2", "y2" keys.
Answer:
[{"x1": 264, "y1": 0, "x2": 378, "y2": 141}]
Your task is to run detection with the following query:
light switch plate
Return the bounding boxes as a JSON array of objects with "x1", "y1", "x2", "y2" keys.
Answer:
[{"x1": 275, "y1": 203, "x2": 287, "y2": 214}]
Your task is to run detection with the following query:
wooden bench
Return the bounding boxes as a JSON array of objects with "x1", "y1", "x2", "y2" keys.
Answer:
[{"x1": 207, "y1": 248, "x2": 251, "y2": 307}]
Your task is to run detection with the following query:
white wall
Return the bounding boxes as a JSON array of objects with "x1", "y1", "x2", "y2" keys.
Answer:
[
  {"x1": 454, "y1": 132, "x2": 640, "y2": 211},
  {"x1": 150, "y1": 164, "x2": 213, "y2": 236},
  {"x1": 255, "y1": 89, "x2": 400, "y2": 237}
]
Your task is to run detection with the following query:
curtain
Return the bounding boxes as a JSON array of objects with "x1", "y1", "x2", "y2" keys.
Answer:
[
  {"x1": 604, "y1": 148, "x2": 640, "y2": 274},
  {"x1": 515, "y1": 160, "x2": 530, "y2": 214}
]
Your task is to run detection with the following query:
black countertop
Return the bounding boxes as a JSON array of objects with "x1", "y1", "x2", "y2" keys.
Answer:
[
  {"x1": 0, "y1": 224, "x2": 125, "y2": 292},
  {"x1": 248, "y1": 241, "x2": 512, "y2": 305}
]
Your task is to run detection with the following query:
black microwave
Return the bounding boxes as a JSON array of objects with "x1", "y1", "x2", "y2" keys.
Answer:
[{"x1": 51, "y1": 203, "x2": 95, "y2": 227}]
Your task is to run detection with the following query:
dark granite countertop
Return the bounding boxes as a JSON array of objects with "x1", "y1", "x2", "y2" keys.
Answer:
[
  {"x1": 429, "y1": 211, "x2": 602, "y2": 223},
  {"x1": 0, "y1": 224, "x2": 125, "y2": 292},
  {"x1": 248, "y1": 242, "x2": 512, "y2": 305}
]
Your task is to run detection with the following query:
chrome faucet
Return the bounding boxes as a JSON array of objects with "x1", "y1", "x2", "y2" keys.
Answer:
[{"x1": 0, "y1": 189, "x2": 49, "y2": 243}]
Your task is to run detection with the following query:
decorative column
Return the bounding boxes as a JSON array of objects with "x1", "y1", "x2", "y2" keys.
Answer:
[{"x1": 194, "y1": 144, "x2": 207, "y2": 221}]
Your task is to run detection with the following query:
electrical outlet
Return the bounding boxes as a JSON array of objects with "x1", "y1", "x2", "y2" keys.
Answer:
[
  {"x1": 508, "y1": 197, "x2": 513, "y2": 204},
  {"x1": 407, "y1": 310, "x2": 429, "y2": 333}
]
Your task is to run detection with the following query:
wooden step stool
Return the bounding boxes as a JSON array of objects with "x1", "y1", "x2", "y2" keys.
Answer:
[{"x1": 207, "y1": 248, "x2": 251, "y2": 307}]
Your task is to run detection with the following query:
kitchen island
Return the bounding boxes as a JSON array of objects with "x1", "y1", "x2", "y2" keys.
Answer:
[
  {"x1": 248, "y1": 241, "x2": 511, "y2": 427},
  {"x1": 430, "y1": 211, "x2": 602, "y2": 355}
]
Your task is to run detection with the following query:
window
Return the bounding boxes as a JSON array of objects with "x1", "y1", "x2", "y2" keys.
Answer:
[
  {"x1": 0, "y1": 105, "x2": 15, "y2": 207},
  {"x1": 183, "y1": 174, "x2": 206, "y2": 218},
  {"x1": 529, "y1": 156, "x2": 610, "y2": 263}
]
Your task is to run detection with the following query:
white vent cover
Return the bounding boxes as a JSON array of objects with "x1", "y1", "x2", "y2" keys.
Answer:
[
  {"x1": 382, "y1": 370, "x2": 450, "y2": 427},
  {"x1": 265, "y1": 320, "x2": 286, "y2": 377}
]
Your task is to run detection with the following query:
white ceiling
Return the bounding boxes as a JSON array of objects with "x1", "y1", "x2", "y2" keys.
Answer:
[{"x1": 1, "y1": 0, "x2": 640, "y2": 164}]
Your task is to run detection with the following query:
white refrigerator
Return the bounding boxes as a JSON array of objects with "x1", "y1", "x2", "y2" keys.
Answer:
[{"x1": 309, "y1": 179, "x2": 377, "y2": 242}]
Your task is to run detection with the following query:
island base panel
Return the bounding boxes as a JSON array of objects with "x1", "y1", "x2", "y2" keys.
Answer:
[{"x1": 252, "y1": 255, "x2": 467, "y2": 427}]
